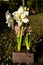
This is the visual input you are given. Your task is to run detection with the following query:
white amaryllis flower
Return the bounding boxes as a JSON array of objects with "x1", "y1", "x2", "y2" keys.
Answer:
[
  {"x1": 5, "y1": 10, "x2": 11, "y2": 27},
  {"x1": 6, "y1": 20, "x2": 10, "y2": 27},
  {"x1": 5, "y1": 10, "x2": 11, "y2": 20},
  {"x1": 12, "y1": 6, "x2": 29, "y2": 26},
  {"x1": 5, "y1": 10, "x2": 14, "y2": 28}
]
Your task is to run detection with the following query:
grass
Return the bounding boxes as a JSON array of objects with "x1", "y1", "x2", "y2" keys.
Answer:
[{"x1": 29, "y1": 12, "x2": 43, "y2": 40}]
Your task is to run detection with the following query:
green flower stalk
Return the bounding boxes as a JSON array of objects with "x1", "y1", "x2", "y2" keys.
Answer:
[
  {"x1": 28, "y1": 35, "x2": 31, "y2": 50},
  {"x1": 25, "y1": 33, "x2": 31, "y2": 50},
  {"x1": 25, "y1": 33, "x2": 29, "y2": 50},
  {"x1": 17, "y1": 26, "x2": 23, "y2": 51}
]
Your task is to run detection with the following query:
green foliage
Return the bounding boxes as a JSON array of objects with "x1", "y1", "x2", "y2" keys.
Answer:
[
  {"x1": 26, "y1": 0, "x2": 43, "y2": 11},
  {"x1": 0, "y1": 29, "x2": 16, "y2": 64},
  {"x1": 26, "y1": 0, "x2": 33, "y2": 8},
  {"x1": 38, "y1": 51, "x2": 43, "y2": 65},
  {"x1": 9, "y1": 2, "x2": 16, "y2": 12},
  {"x1": 29, "y1": 13, "x2": 43, "y2": 39},
  {"x1": 29, "y1": 13, "x2": 43, "y2": 52},
  {"x1": 0, "y1": 29, "x2": 16, "y2": 51},
  {"x1": 9, "y1": 1, "x2": 18, "y2": 12}
]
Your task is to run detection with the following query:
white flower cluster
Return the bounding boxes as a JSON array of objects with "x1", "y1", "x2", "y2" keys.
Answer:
[
  {"x1": 5, "y1": 10, "x2": 14, "y2": 27},
  {"x1": 5, "y1": 6, "x2": 29, "y2": 27},
  {"x1": 12, "y1": 6, "x2": 29, "y2": 26},
  {"x1": 6, "y1": 10, "x2": 11, "y2": 27}
]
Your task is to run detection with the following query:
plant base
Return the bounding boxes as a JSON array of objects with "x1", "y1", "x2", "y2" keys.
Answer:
[{"x1": 12, "y1": 52, "x2": 34, "y2": 65}]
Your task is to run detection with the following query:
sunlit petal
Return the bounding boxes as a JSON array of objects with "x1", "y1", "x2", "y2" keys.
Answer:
[
  {"x1": 17, "y1": 21, "x2": 22, "y2": 26},
  {"x1": 6, "y1": 21, "x2": 8, "y2": 23},
  {"x1": 6, "y1": 10, "x2": 11, "y2": 20},
  {"x1": 22, "y1": 18, "x2": 29, "y2": 23},
  {"x1": 12, "y1": 11, "x2": 17, "y2": 15},
  {"x1": 8, "y1": 23, "x2": 10, "y2": 27},
  {"x1": 18, "y1": 6, "x2": 23, "y2": 13},
  {"x1": 24, "y1": 11, "x2": 29, "y2": 16}
]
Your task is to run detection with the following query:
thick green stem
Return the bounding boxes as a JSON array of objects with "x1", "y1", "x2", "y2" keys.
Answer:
[
  {"x1": 25, "y1": 33, "x2": 29, "y2": 50},
  {"x1": 17, "y1": 26, "x2": 22, "y2": 51},
  {"x1": 25, "y1": 33, "x2": 31, "y2": 50}
]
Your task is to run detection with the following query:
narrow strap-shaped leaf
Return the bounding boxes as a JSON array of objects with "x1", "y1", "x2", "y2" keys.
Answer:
[
  {"x1": 17, "y1": 26, "x2": 23, "y2": 51},
  {"x1": 25, "y1": 33, "x2": 30, "y2": 50}
]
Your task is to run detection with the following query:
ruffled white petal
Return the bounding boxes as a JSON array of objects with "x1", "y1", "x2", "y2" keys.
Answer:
[
  {"x1": 17, "y1": 21, "x2": 22, "y2": 26},
  {"x1": 6, "y1": 20, "x2": 10, "y2": 27},
  {"x1": 6, "y1": 10, "x2": 11, "y2": 20},
  {"x1": 18, "y1": 6, "x2": 23, "y2": 14},
  {"x1": 22, "y1": 18, "x2": 29, "y2": 23},
  {"x1": 6, "y1": 21, "x2": 8, "y2": 23},
  {"x1": 6, "y1": 15, "x2": 11, "y2": 20},
  {"x1": 12, "y1": 11, "x2": 17, "y2": 15},
  {"x1": 8, "y1": 23, "x2": 10, "y2": 27},
  {"x1": 24, "y1": 11, "x2": 29, "y2": 16}
]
